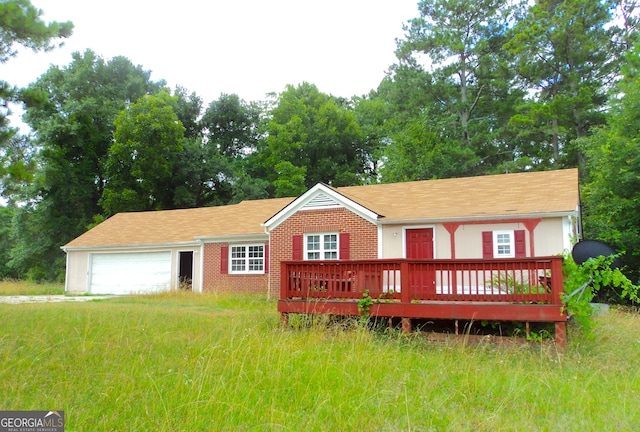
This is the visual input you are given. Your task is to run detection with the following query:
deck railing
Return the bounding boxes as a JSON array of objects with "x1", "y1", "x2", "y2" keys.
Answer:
[{"x1": 280, "y1": 257, "x2": 564, "y2": 306}]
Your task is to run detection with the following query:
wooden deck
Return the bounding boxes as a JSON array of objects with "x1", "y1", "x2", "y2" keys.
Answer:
[{"x1": 279, "y1": 257, "x2": 567, "y2": 348}]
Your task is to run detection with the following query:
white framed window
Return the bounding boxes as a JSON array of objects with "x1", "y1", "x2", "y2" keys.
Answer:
[
  {"x1": 305, "y1": 233, "x2": 338, "y2": 260},
  {"x1": 230, "y1": 244, "x2": 264, "y2": 274},
  {"x1": 493, "y1": 231, "x2": 515, "y2": 258}
]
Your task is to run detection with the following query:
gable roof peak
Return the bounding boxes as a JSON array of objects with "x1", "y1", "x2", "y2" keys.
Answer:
[{"x1": 263, "y1": 182, "x2": 381, "y2": 230}]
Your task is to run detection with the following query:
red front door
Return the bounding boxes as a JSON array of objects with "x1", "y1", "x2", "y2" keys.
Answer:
[
  {"x1": 406, "y1": 229, "x2": 436, "y2": 294},
  {"x1": 406, "y1": 228, "x2": 434, "y2": 259}
]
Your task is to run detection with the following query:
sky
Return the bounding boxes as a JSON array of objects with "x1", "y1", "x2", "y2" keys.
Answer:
[{"x1": 2, "y1": 0, "x2": 419, "y2": 115}]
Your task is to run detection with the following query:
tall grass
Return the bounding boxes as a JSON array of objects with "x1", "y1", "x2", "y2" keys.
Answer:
[
  {"x1": 0, "y1": 280, "x2": 64, "y2": 295},
  {"x1": 1, "y1": 291, "x2": 639, "y2": 430}
]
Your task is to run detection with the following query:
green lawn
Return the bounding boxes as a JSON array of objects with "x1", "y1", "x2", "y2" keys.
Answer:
[{"x1": 1, "y1": 291, "x2": 639, "y2": 431}]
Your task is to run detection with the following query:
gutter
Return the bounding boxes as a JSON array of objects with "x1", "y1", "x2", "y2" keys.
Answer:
[
  {"x1": 376, "y1": 211, "x2": 578, "y2": 226},
  {"x1": 195, "y1": 233, "x2": 269, "y2": 243},
  {"x1": 61, "y1": 240, "x2": 201, "y2": 253}
]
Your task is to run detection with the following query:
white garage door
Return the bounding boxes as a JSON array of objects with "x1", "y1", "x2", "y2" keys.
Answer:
[{"x1": 89, "y1": 252, "x2": 172, "y2": 295}]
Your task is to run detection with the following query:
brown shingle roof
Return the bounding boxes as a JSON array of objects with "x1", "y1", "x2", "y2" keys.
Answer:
[
  {"x1": 64, "y1": 197, "x2": 294, "y2": 248},
  {"x1": 336, "y1": 168, "x2": 579, "y2": 221},
  {"x1": 64, "y1": 169, "x2": 578, "y2": 248}
]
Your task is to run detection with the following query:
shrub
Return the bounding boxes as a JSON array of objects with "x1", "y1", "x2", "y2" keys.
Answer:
[{"x1": 563, "y1": 253, "x2": 639, "y2": 333}]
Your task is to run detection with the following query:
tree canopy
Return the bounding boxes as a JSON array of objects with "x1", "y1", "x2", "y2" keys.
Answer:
[
  {"x1": 253, "y1": 83, "x2": 367, "y2": 196},
  {"x1": 9, "y1": 50, "x2": 164, "y2": 279},
  {"x1": 0, "y1": 0, "x2": 72, "y2": 63},
  {"x1": 0, "y1": 0, "x2": 73, "y2": 191},
  {"x1": 101, "y1": 91, "x2": 186, "y2": 215},
  {"x1": 580, "y1": 43, "x2": 640, "y2": 284}
]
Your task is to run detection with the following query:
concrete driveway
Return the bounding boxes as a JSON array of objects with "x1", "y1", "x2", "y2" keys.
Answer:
[{"x1": 0, "y1": 295, "x2": 120, "y2": 304}]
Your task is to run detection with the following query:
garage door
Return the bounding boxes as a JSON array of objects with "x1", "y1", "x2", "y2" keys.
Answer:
[{"x1": 89, "y1": 252, "x2": 172, "y2": 295}]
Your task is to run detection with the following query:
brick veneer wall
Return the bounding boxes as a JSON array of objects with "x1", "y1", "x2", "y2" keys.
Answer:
[
  {"x1": 269, "y1": 207, "x2": 378, "y2": 293},
  {"x1": 202, "y1": 242, "x2": 269, "y2": 294}
]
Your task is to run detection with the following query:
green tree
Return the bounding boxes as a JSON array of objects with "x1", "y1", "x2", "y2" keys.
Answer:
[
  {"x1": 375, "y1": 62, "x2": 436, "y2": 125},
  {"x1": 0, "y1": 0, "x2": 72, "y2": 62},
  {"x1": 165, "y1": 88, "x2": 248, "y2": 207},
  {"x1": 23, "y1": 50, "x2": 164, "y2": 215},
  {"x1": 396, "y1": 0, "x2": 517, "y2": 148},
  {"x1": 0, "y1": 0, "x2": 72, "y2": 146},
  {"x1": 9, "y1": 50, "x2": 163, "y2": 280},
  {"x1": 101, "y1": 91, "x2": 185, "y2": 215},
  {"x1": 380, "y1": 114, "x2": 477, "y2": 182},
  {"x1": 351, "y1": 95, "x2": 390, "y2": 182},
  {"x1": 200, "y1": 93, "x2": 269, "y2": 201},
  {"x1": 0, "y1": 205, "x2": 17, "y2": 278},
  {"x1": 256, "y1": 83, "x2": 366, "y2": 195},
  {"x1": 614, "y1": 0, "x2": 640, "y2": 50},
  {"x1": 387, "y1": 0, "x2": 530, "y2": 176},
  {"x1": 0, "y1": 133, "x2": 35, "y2": 203},
  {"x1": 201, "y1": 93, "x2": 261, "y2": 160},
  {"x1": 580, "y1": 44, "x2": 640, "y2": 283},
  {"x1": 172, "y1": 86, "x2": 203, "y2": 140},
  {"x1": 272, "y1": 161, "x2": 307, "y2": 197},
  {"x1": 171, "y1": 137, "x2": 235, "y2": 208},
  {"x1": 505, "y1": 0, "x2": 621, "y2": 167}
]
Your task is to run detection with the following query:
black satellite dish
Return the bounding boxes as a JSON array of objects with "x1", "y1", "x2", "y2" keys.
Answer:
[{"x1": 572, "y1": 240, "x2": 622, "y2": 269}]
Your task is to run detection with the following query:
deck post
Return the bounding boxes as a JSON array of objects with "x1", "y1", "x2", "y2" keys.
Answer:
[
  {"x1": 280, "y1": 312, "x2": 289, "y2": 328},
  {"x1": 400, "y1": 261, "x2": 410, "y2": 304},
  {"x1": 280, "y1": 261, "x2": 289, "y2": 301},
  {"x1": 401, "y1": 317, "x2": 412, "y2": 334},
  {"x1": 400, "y1": 261, "x2": 411, "y2": 335},
  {"x1": 555, "y1": 321, "x2": 566, "y2": 353},
  {"x1": 550, "y1": 257, "x2": 564, "y2": 306}
]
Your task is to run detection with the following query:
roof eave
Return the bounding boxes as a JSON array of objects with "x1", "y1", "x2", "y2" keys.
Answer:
[
  {"x1": 377, "y1": 210, "x2": 578, "y2": 225},
  {"x1": 195, "y1": 233, "x2": 269, "y2": 243},
  {"x1": 61, "y1": 240, "x2": 201, "y2": 252}
]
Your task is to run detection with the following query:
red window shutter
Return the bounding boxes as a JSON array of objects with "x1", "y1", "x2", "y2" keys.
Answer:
[
  {"x1": 339, "y1": 233, "x2": 350, "y2": 260},
  {"x1": 220, "y1": 246, "x2": 229, "y2": 274},
  {"x1": 482, "y1": 232, "x2": 493, "y2": 258},
  {"x1": 292, "y1": 235, "x2": 303, "y2": 260},
  {"x1": 264, "y1": 244, "x2": 269, "y2": 273},
  {"x1": 515, "y1": 230, "x2": 526, "y2": 258}
]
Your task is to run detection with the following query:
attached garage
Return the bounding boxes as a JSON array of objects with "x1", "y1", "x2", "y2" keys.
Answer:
[
  {"x1": 62, "y1": 200, "x2": 292, "y2": 295},
  {"x1": 88, "y1": 251, "x2": 172, "y2": 294}
]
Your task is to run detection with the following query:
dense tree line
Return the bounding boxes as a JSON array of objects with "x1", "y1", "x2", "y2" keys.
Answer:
[{"x1": 1, "y1": 0, "x2": 640, "y2": 289}]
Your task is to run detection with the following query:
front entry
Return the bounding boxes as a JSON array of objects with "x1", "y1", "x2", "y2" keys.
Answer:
[
  {"x1": 406, "y1": 228, "x2": 436, "y2": 294},
  {"x1": 406, "y1": 228, "x2": 434, "y2": 259},
  {"x1": 178, "y1": 251, "x2": 194, "y2": 290}
]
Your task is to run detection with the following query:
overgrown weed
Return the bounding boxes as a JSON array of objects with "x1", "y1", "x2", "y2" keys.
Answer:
[
  {"x1": 1, "y1": 294, "x2": 639, "y2": 430},
  {"x1": 0, "y1": 279, "x2": 64, "y2": 295}
]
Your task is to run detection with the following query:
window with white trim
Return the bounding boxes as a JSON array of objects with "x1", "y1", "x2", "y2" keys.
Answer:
[
  {"x1": 230, "y1": 244, "x2": 264, "y2": 273},
  {"x1": 305, "y1": 233, "x2": 338, "y2": 260},
  {"x1": 493, "y1": 231, "x2": 515, "y2": 258}
]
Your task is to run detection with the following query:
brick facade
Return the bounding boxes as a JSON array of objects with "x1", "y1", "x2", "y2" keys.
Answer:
[
  {"x1": 201, "y1": 207, "x2": 378, "y2": 295},
  {"x1": 202, "y1": 242, "x2": 269, "y2": 294},
  {"x1": 268, "y1": 207, "x2": 378, "y2": 293}
]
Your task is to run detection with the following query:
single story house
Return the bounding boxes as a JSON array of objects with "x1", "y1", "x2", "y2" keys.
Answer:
[{"x1": 62, "y1": 168, "x2": 580, "y2": 296}]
